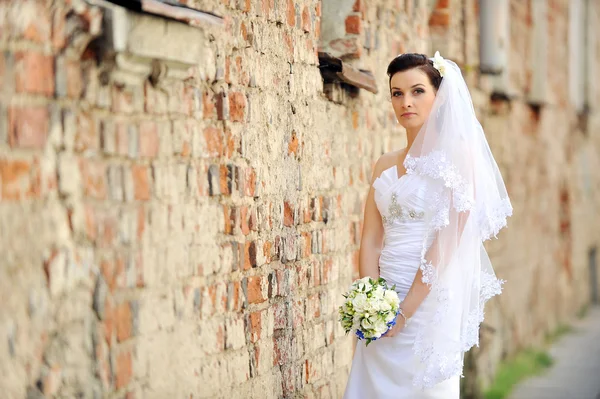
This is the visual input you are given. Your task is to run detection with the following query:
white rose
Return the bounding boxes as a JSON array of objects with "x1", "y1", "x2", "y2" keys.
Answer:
[
  {"x1": 384, "y1": 290, "x2": 400, "y2": 309},
  {"x1": 361, "y1": 316, "x2": 374, "y2": 331},
  {"x1": 371, "y1": 285, "x2": 385, "y2": 301},
  {"x1": 385, "y1": 311, "x2": 396, "y2": 323},
  {"x1": 378, "y1": 300, "x2": 392, "y2": 313},
  {"x1": 352, "y1": 293, "x2": 368, "y2": 313},
  {"x1": 433, "y1": 51, "x2": 447, "y2": 77},
  {"x1": 373, "y1": 318, "x2": 389, "y2": 336},
  {"x1": 364, "y1": 298, "x2": 380, "y2": 313}
]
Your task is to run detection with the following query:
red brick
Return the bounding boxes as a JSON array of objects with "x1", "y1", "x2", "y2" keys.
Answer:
[
  {"x1": 139, "y1": 122, "x2": 159, "y2": 158},
  {"x1": 111, "y1": 85, "x2": 136, "y2": 114},
  {"x1": 315, "y1": 17, "x2": 321, "y2": 38},
  {"x1": 435, "y1": 0, "x2": 450, "y2": 10},
  {"x1": 75, "y1": 113, "x2": 99, "y2": 152},
  {"x1": 248, "y1": 311, "x2": 262, "y2": 343},
  {"x1": 229, "y1": 92, "x2": 247, "y2": 123},
  {"x1": 263, "y1": 241, "x2": 272, "y2": 262},
  {"x1": 41, "y1": 365, "x2": 61, "y2": 396},
  {"x1": 80, "y1": 159, "x2": 107, "y2": 199},
  {"x1": 219, "y1": 165, "x2": 232, "y2": 195},
  {"x1": 330, "y1": 37, "x2": 361, "y2": 58},
  {"x1": 303, "y1": 202, "x2": 312, "y2": 223},
  {"x1": 287, "y1": 0, "x2": 296, "y2": 27},
  {"x1": 323, "y1": 258, "x2": 333, "y2": 284},
  {"x1": 283, "y1": 202, "x2": 294, "y2": 227},
  {"x1": 301, "y1": 232, "x2": 311, "y2": 258},
  {"x1": 224, "y1": 205, "x2": 237, "y2": 235},
  {"x1": 131, "y1": 165, "x2": 150, "y2": 201},
  {"x1": 100, "y1": 258, "x2": 116, "y2": 292},
  {"x1": 242, "y1": 0, "x2": 251, "y2": 12},
  {"x1": 134, "y1": 250, "x2": 144, "y2": 288},
  {"x1": 104, "y1": 297, "x2": 115, "y2": 345},
  {"x1": 203, "y1": 92, "x2": 216, "y2": 119},
  {"x1": 216, "y1": 323, "x2": 225, "y2": 350},
  {"x1": 231, "y1": 281, "x2": 242, "y2": 311},
  {"x1": 8, "y1": 106, "x2": 49, "y2": 149},
  {"x1": 97, "y1": 212, "x2": 118, "y2": 249},
  {"x1": 225, "y1": 56, "x2": 232, "y2": 84},
  {"x1": 240, "y1": 22, "x2": 249, "y2": 43},
  {"x1": 240, "y1": 206, "x2": 251, "y2": 235},
  {"x1": 292, "y1": 297, "x2": 304, "y2": 327},
  {"x1": 301, "y1": 6, "x2": 310, "y2": 32},
  {"x1": 116, "y1": 302, "x2": 132, "y2": 342},
  {"x1": 0, "y1": 159, "x2": 33, "y2": 200},
  {"x1": 204, "y1": 127, "x2": 223, "y2": 157},
  {"x1": 226, "y1": 129, "x2": 240, "y2": 158},
  {"x1": 353, "y1": 0, "x2": 362, "y2": 12},
  {"x1": 316, "y1": 2, "x2": 321, "y2": 17},
  {"x1": 429, "y1": 11, "x2": 450, "y2": 27},
  {"x1": 181, "y1": 140, "x2": 191, "y2": 157},
  {"x1": 235, "y1": 56, "x2": 250, "y2": 86},
  {"x1": 246, "y1": 275, "x2": 265, "y2": 304},
  {"x1": 261, "y1": 0, "x2": 271, "y2": 16},
  {"x1": 288, "y1": 132, "x2": 299, "y2": 156},
  {"x1": 94, "y1": 338, "x2": 111, "y2": 390},
  {"x1": 66, "y1": 59, "x2": 82, "y2": 98},
  {"x1": 312, "y1": 260, "x2": 322, "y2": 286},
  {"x1": 115, "y1": 351, "x2": 132, "y2": 389},
  {"x1": 273, "y1": 335, "x2": 291, "y2": 366},
  {"x1": 83, "y1": 205, "x2": 97, "y2": 241},
  {"x1": 241, "y1": 167, "x2": 256, "y2": 197},
  {"x1": 14, "y1": 52, "x2": 54, "y2": 95},
  {"x1": 308, "y1": 293, "x2": 320, "y2": 319},
  {"x1": 182, "y1": 85, "x2": 195, "y2": 116},
  {"x1": 243, "y1": 241, "x2": 257, "y2": 269},
  {"x1": 115, "y1": 123, "x2": 130, "y2": 156},
  {"x1": 345, "y1": 15, "x2": 362, "y2": 34},
  {"x1": 113, "y1": 255, "x2": 126, "y2": 289},
  {"x1": 188, "y1": 163, "x2": 203, "y2": 197},
  {"x1": 283, "y1": 32, "x2": 294, "y2": 57}
]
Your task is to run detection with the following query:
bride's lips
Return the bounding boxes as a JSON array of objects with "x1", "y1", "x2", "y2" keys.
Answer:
[{"x1": 401, "y1": 112, "x2": 417, "y2": 118}]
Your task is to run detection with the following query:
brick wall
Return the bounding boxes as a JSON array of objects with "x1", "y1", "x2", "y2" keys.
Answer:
[{"x1": 0, "y1": 0, "x2": 599, "y2": 398}]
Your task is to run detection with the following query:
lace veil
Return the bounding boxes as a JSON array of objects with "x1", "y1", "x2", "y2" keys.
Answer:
[{"x1": 402, "y1": 55, "x2": 513, "y2": 388}]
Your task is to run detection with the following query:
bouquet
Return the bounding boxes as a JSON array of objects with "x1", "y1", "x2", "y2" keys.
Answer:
[{"x1": 338, "y1": 276, "x2": 401, "y2": 346}]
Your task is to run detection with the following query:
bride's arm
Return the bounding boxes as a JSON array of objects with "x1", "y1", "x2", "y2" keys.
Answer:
[
  {"x1": 358, "y1": 184, "x2": 384, "y2": 279},
  {"x1": 358, "y1": 156, "x2": 390, "y2": 280}
]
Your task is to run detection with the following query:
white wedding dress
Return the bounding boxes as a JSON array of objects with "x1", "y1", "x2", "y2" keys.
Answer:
[{"x1": 342, "y1": 165, "x2": 460, "y2": 399}]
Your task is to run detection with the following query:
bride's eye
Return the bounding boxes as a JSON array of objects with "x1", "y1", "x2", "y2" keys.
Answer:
[
  {"x1": 392, "y1": 91, "x2": 402, "y2": 97},
  {"x1": 414, "y1": 88, "x2": 425, "y2": 95}
]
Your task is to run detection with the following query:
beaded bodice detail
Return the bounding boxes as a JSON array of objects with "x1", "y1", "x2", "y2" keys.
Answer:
[{"x1": 382, "y1": 192, "x2": 426, "y2": 226}]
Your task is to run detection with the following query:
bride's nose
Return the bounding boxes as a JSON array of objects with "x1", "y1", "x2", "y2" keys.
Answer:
[{"x1": 401, "y1": 97, "x2": 413, "y2": 109}]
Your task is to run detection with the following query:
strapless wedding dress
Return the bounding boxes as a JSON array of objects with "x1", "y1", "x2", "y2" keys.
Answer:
[{"x1": 342, "y1": 165, "x2": 460, "y2": 399}]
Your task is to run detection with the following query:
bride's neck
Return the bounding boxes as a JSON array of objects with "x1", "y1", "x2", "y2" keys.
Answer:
[{"x1": 405, "y1": 126, "x2": 421, "y2": 150}]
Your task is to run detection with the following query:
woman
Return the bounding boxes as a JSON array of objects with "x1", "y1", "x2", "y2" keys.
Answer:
[{"x1": 342, "y1": 53, "x2": 512, "y2": 398}]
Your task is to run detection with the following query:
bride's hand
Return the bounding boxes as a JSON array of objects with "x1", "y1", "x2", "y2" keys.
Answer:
[{"x1": 383, "y1": 314, "x2": 406, "y2": 338}]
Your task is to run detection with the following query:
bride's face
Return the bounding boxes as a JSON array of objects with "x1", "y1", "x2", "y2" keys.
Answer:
[{"x1": 390, "y1": 68, "x2": 437, "y2": 131}]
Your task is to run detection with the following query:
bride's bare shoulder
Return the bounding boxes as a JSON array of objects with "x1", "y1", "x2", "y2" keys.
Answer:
[{"x1": 371, "y1": 148, "x2": 407, "y2": 181}]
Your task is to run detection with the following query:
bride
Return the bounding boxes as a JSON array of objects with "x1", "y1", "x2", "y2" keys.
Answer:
[{"x1": 342, "y1": 52, "x2": 512, "y2": 398}]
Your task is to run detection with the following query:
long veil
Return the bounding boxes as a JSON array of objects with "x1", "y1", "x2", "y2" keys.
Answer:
[{"x1": 402, "y1": 55, "x2": 513, "y2": 388}]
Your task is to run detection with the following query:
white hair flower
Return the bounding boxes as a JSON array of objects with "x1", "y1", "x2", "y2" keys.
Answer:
[{"x1": 432, "y1": 51, "x2": 446, "y2": 77}]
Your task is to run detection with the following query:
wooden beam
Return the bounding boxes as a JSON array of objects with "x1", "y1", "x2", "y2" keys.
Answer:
[
  {"x1": 103, "y1": 0, "x2": 224, "y2": 27},
  {"x1": 318, "y1": 52, "x2": 378, "y2": 94}
]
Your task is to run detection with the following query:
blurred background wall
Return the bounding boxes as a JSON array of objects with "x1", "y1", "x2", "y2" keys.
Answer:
[{"x1": 0, "y1": 0, "x2": 598, "y2": 397}]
